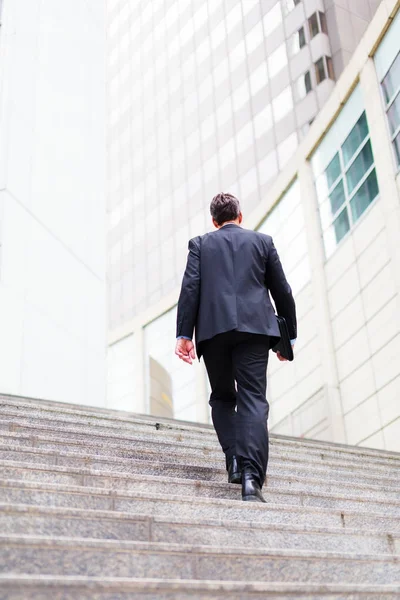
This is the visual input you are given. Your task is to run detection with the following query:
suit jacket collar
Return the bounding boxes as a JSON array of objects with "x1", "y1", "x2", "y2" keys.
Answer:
[{"x1": 219, "y1": 223, "x2": 242, "y2": 230}]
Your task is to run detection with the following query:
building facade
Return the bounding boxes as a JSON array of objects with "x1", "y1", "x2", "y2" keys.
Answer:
[
  {"x1": 0, "y1": 0, "x2": 107, "y2": 407},
  {"x1": 107, "y1": 0, "x2": 400, "y2": 451}
]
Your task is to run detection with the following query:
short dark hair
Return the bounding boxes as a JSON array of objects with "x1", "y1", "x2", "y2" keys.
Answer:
[{"x1": 210, "y1": 192, "x2": 241, "y2": 225}]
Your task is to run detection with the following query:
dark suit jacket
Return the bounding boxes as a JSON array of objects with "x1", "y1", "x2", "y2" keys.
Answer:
[{"x1": 176, "y1": 224, "x2": 297, "y2": 358}]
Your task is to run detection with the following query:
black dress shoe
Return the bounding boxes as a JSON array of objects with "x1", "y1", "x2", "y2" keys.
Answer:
[
  {"x1": 242, "y1": 469, "x2": 266, "y2": 502},
  {"x1": 227, "y1": 455, "x2": 242, "y2": 484}
]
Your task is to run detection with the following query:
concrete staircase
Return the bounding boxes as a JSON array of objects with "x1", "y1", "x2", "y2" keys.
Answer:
[{"x1": 0, "y1": 393, "x2": 399, "y2": 599}]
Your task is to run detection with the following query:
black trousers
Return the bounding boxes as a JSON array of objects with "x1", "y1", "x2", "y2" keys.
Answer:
[{"x1": 201, "y1": 331, "x2": 270, "y2": 487}]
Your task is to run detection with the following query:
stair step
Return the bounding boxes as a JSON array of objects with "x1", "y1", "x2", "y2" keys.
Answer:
[
  {"x1": 0, "y1": 503, "x2": 398, "y2": 555},
  {"x1": 1, "y1": 430, "x2": 399, "y2": 486},
  {"x1": 1, "y1": 576, "x2": 399, "y2": 600},
  {"x1": 3, "y1": 431, "x2": 400, "y2": 489},
  {"x1": 1, "y1": 442, "x2": 400, "y2": 510},
  {"x1": 1, "y1": 458, "x2": 399, "y2": 508},
  {"x1": 2, "y1": 394, "x2": 400, "y2": 596},
  {"x1": 1, "y1": 535, "x2": 399, "y2": 584},
  {"x1": 1, "y1": 479, "x2": 400, "y2": 532},
  {"x1": 1, "y1": 398, "x2": 399, "y2": 465},
  {"x1": 2, "y1": 427, "x2": 400, "y2": 482}
]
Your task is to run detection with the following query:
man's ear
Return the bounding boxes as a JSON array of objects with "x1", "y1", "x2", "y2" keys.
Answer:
[
  {"x1": 212, "y1": 218, "x2": 220, "y2": 229},
  {"x1": 238, "y1": 212, "x2": 243, "y2": 224}
]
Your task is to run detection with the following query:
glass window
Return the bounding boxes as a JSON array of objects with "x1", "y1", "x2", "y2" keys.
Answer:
[
  {"x1": 308, "y1": 11, "x2": 327, "y2": 39},
  {"x1": 225, "y1": 3, "x2": 242, "y2": 33},
  {"x1": 341, "y1": 112, "x2": 369, "y2": 166},
  {"x1": 394, "y1": 130, "x2": 400, "y2": 165},
  {"x1": 229, "y1": 39, "x2": 246, "y2": 72},
  {"x1": 232, "y1": 80, "x2": 250, "y2": 112},
  {"x1": 186, "y1": 128, "x2": 200, "y2": 154},
  {"x1": 249, "y1": 62, "x2": 269, "y2": 96},
  {"x1": 277, "y1": 132, "x2": 298, "y2": 168},
  {"x1": 329, "y1": 179, "x2": 345, "y2": 215},
  {"x1": 201, "y1": 114, "x2": 215, "y2": 140},
  {"x1": 211, "y1": 19, "x2": 226, "y2": 50},
  {"x1": 203, "y1": 154, "x2": 219, "y2": 183},
  {"x1": 141, "y1": 3, "x2": 153, "y2": 25},
  {"x1": 263, "y1": 2, "x2": 282, "y2": 37},
  {"x1": 253, "y1": 104, "x2": 273, "y2": 137},
  {"x1": 308, "y1": 13, "x2": 319, "y2": 38},
  {"x1": 245, "y1": 22, "x2": 264, "y2": 55},
  {"x1": 387, "y1": 92, "x2": 400, "y2": 135},
  {"x1": 236, "y1": 122, "x2": 254, "y2": 153},
  {"x1": 198, "y1": 73, "x2": 213, "y2": 104},
  {"x1": 242, "y1": 0, "x2": 258, "y2": 16},
  {"x1": 295, "y1": 71, "x2": 312, "y2": 100},
  {"x1": 319, "y1": 11, "x2": 328, "y2": 34},
  {"x1": 240, "y1": 166, "x2": 258, "y2": 195},
  {"x1": 193, "y1": 3, "x2": 208, "y2": 30},
  {"x1": 182, "y1": 55, "x2": 195, "y2": 79},
  {"x1": 315, "y1": 56, "x2": 334, "y2": 84},
  {"x1": 289, "y1": 26, "x2": 306, "y2": 56},
  {"x1": 326, "y1": 153, "x2": 341, "y2": 188},
  {"x1": 379, "y1": 50, "x2": 400, "y2": 167},
  {"x1": 213, "y1": 57, "x2": 229, "y2": 86},
  {"x1": 258, "y1": 149, "x2": 278, "y2": 185},
  {"x1": 345, "y1": 140, "x2": 374, "y2": 194},
  {"x1": 349, "y1": 169, "x2": 379, "y2": 221},
  {"x1": 180, "y1": 19, "x2": 194, "y2": 46},
  {"x1": 216, "y1": 95, "x2": 233, "y2": 126},
  {"x1": 326, "y1": 56, "x2": 335, "y2": 80},
  {"x1": 315, "y1": 57, "x2": 325, "y2": 83},
  {"x1": 272, "y1": 86, "x2": 293, "y2": 122},
  {"x1": 268, "y1": 44, "x2": 287, "y2": 78},
  {"x1": 196, "y1": 37, "x2": 211, "y2": 64},
  {"x1": 381, "y1": 52, "x2": 400, "y2": 105},
  {"x1": 282, "y1": 0, "x2": 301, "y2": 16},
  {"x1": 219, "y1": 138, "x2": 236, "y2": 169},
  {"x1": 333, "y1": 207, "x2": 350, "y2": 244},
  {"x1": 314, "y1": 109, "x2": 379, "y2": 256},
  {"x1": 184, "y1": 91, "x2": 197, "y2": 117}
]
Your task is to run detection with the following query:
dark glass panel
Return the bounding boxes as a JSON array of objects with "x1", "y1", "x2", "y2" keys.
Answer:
[
  {"x1": 333, "y1": 207, "x2": 350, "y2": 244},
  {"x1": 350, "y1": 169, "x2": 379, "y2": 222},
  {"x1": 346, "y1": 140, "x2": 374, "y2": 195},
  {"x1": 325, "y1": 153, "x2": 340, "y2": 189},
  {"x1": 341, "y1": 112, "x2": 368, "y2": 166},
  {"x1": 329, "y1": 179, "x2": 345, "y2": 215},
  {"x1": 381, "y1": 51, "x2": 400, "y2": 105},
  {"x1": 387, "y1": 91, "x2": 400, "y2": 135}
]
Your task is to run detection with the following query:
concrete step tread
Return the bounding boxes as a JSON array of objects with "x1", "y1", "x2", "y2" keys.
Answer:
[
  {"x1": 1, "y1": 458, "x2": 399, "y2": 504},
  {"x1": 0, "y1": 418, "x2": 400, "y2": 470},
  {"x1": 1, "y1": 502, "x2": 398, "y2": 544},
  {"x1": 1, "y1": 575, "x2": 399, "y2": 598},
  {"x1": 0, "y1": 395, "x2": 217, "y2": 430},
  {"x1": 3, "y1": 535, "x2": 400, "y2": 585},
  {"x1": 0, "y1": 440, "x2": 398, "y2": 481},
  {"x1": 2, "y1": 438, "x2": 400, "y2": 490},
  {"x1": 1, "y1": 443, "x2": 399, "y2": 497},
  {"x1": 2, "y1": 533, "x2": 399, "y2": 562},
  {"x1": 2, "y1": 475, "x2": 399, "y2": 531},
  {"x1": 2, "y1": 398, "x2": 400, "y2": 463},
  {"x1": 2, "y1": 477, "x2": 400, "y2": 523}
]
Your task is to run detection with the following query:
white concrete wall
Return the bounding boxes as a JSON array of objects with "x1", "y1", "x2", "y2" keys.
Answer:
[{"x1": 0, "y1": 0, "x2": 106, "y2": 407}]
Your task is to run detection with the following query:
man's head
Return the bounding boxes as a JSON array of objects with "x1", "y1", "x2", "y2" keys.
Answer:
[{"x1": 210, "y1": 192, "x2": 243, "y2": 228}]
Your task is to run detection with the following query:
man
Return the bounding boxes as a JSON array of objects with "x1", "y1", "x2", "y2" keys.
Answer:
[{"x1": 175, "y1": 192, "x2": 297, "y2": 503}]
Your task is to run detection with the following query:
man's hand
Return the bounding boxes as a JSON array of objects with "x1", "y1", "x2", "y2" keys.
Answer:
[
  {"x1": 276, "y1": 341, "x2": 295, "y2": 362},
  {"x1": 175, "y1": 338, "x2": 196, "y2": 365}
]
